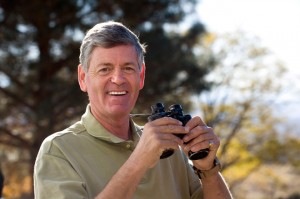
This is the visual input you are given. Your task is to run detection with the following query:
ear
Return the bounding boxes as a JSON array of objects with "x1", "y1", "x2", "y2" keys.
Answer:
[
  {"x1": 139, "y1": 64, "x2": 146, "y2": 90},
  {"x1": 78, "y1": 64, "x2": 87, "y2": 92}
]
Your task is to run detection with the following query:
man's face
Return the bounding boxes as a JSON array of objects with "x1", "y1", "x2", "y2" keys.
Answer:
[{"x1": 78, "y1": 45, "x2": 145, "y2": 121}]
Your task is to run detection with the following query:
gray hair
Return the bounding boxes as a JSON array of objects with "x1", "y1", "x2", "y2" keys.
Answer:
[{"x1": 79, "y1": 21, "x2": 146, "y2": 72}]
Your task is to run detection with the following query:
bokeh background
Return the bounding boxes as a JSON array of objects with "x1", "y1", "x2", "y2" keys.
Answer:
[{"x1": 0, "y1": 0, "x2": 299, "y2": 198}]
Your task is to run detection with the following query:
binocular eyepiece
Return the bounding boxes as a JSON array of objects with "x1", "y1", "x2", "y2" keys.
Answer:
[{"x1": 148, "y1": 102, "x2": 209, "y2": 160}]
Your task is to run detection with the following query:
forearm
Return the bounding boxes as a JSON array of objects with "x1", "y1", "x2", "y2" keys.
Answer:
[
  {"x1": 201, "y1": 172, "x2": 233, "y2": 199},
  {"x1": 95, "y1": 155, "x2": 147, "y2": 199}
]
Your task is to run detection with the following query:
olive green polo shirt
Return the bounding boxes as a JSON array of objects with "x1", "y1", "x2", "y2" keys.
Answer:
[{"x1": 34, "y1": 105, "x2": 203, "y2": 199}]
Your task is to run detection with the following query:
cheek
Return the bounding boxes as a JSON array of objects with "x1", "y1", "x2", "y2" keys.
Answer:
[
  {"x1": 90, "y1": 80, "x2": 105, "y2": 95},
  {"x1": 85, "y1": 78, "x2": 104, "y2": 96},
  {"x1": 87, "y1": 87, "x2": 104, "y2": 105},
  {"x1": 131, "y1": 80, "x2": 141, "y2": 93}
]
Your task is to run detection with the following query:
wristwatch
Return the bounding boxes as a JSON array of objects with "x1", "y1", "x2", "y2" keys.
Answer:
[{"x1": 192, "y1": 157, "x2": 222, "y2": 179}]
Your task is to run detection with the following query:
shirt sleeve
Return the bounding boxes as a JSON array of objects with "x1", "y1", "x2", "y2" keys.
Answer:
[
  {"x1": 190, "y1": 168, "x2": 203, "y2": 199},
  {"x1": 180, "y1": 150, "x2": 203, "y2": 199},
  {"x1": 34, "y1": 141, "x2": 88, "y2": 199}
]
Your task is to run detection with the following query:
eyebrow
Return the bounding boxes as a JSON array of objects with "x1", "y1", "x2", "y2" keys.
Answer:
[
  {"x1": 96, "y1": 62, "x2": 137, "y2": 67},
  {"x1": 96, "y1": 63, "x2": 113, "y2": 68},
  {"x1": 123, "y1": 62, "x2": 137, "y2": 67}
]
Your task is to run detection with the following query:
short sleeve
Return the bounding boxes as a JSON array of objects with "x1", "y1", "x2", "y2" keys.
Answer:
[{"x1": 34, "y1": 142, "x2": 88, "y2": 199}]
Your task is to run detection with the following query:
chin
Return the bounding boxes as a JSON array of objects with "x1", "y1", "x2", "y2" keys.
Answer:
[{"x1": 109, "y1": 105, "x2": 132, "y2": 115}]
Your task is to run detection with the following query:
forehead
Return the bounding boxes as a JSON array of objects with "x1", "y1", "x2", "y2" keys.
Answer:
[
  {"x1": 90, "y1": 45, "x2": 138, "y2": 61},
  {"x1": 87, "y1": 45, "x2": 140, "y2": 72}
]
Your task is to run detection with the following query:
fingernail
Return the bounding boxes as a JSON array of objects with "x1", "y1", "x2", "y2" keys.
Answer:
[
  {"x1": 184, "y1": 126, "x2": 189, "y2": 132},
  {"x1": 183, "y1": 136, "x2": 188, "y2": 142}
]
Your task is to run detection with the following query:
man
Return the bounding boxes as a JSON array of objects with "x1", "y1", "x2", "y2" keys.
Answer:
[{"x1": 34, "y1": 21, "x2": 232, "y2": 199}]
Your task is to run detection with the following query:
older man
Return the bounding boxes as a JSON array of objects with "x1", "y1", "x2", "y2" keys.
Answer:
[{"x1": 34, "y1": 21, "x2": 232, "y2": 199}]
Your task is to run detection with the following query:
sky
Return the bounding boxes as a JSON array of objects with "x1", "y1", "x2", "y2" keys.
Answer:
[{"x1": 195, "y1": 0, "x2": 300, "y2": 128}]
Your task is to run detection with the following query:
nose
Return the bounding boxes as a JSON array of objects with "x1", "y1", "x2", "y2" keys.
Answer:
[{"x1": 110, "y1": 69, "x2": 126, "y2": 85}]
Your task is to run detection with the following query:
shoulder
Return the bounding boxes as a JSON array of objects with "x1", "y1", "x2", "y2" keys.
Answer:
[{"x1": 39, "y1": 121, "x2": 86, "y2": 153}]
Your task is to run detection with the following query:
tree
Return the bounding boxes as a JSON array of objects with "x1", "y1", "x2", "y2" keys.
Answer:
[
  {"x1": 195, "y1": 31, "x2": 300, "y2": 197},
  {"x1": 0, "y1": 0, "x2": 209, "y2": 197}
]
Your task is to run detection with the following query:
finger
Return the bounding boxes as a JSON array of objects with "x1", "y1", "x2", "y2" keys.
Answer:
[
  {"x1": 147, "y1": 117, "x2": 189, "y2": 135},
  {"x1": 155, "y1": 125, "x2": 189, "y2": 137},
  {"x1": 154, "y1": 132, "x2": 184, "y2": 145},
  {"x1": 144, "y1": 118, "x2": 184, "y2": 134},
  {"x1": 163, "y1": 139, "x2": 182, "y2": 150},
  {"x1": 183, "y1": 125, "x2": 212, "y2": 143},
  {"x1": 149, "y1": 117, "x2": 183, "y2": 126},
  {"x1": 188, "y1": 137, "x2": 220, "y2": 153},
  {"x1": 185, "y1": 116, "x2": 207, "y2": 129},
  {"x1": 184, "y1": 131, "x2": 214, "y2": 148}
]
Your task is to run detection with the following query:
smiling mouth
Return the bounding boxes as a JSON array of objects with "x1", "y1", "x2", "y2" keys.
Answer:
[{"x1": 108, "y1": 91, "x2": 128, "y2": 96}]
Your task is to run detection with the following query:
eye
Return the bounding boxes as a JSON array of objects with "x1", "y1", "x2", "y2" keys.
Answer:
[
  {"x1": 123, "y1": 65, "x2": 136, "y2": 74},
  {"x1": 97, "y1": 66, "x2": 112, "y2": 75}
]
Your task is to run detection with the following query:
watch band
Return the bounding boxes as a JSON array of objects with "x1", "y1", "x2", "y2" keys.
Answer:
[{"x1": 193, "y1": 157, "x2": 222, "y2": 179}]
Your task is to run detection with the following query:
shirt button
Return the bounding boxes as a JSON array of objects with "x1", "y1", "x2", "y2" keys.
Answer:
[{"x1": 126, "y1": 144, "x2": 131, "y2": 149}]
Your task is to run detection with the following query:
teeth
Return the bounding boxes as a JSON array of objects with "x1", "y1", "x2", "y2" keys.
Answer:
[{"x1": 109, "y1": 91, "x2": 127, "y2": 95}]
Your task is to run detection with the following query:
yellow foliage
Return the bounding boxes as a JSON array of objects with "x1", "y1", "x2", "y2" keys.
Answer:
[
  {"x1": 221, "y1": 138, "x2": 261, "y2": 184},
  {"x1": 2, "y1": 162, "x2": 32, "y2": 199}
]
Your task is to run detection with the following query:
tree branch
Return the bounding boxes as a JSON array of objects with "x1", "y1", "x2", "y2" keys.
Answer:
[
  {"x1": 0, "y1": 127, "x2": 31, "y2": 149},
  {"x1": 221, "y1": 102, "x2": 251, "y2": 156},
  {"x1": 0, "y1": 86, "x2": 33, "y2": 109}
]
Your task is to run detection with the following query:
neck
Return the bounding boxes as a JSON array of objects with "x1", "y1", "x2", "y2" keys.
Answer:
[
  {"x1": 96, "y1": 114, "x2": 132, "y2": 140},
  {"x1": 105, "y1": 119, "x2": 131, "y2": 140}
]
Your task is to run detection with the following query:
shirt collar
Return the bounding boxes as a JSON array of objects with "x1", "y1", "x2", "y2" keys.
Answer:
[{"x1": 81, "y1": 105, "x2": 141, "y2": 144}]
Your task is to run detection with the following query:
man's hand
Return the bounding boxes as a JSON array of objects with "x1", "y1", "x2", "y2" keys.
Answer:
[
  {"x1": 182, "y1": 116, "x2": 220, "y2": 170},
  {"x1": 133, "y1": 117, "x2": 189, "y2": 168}
]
